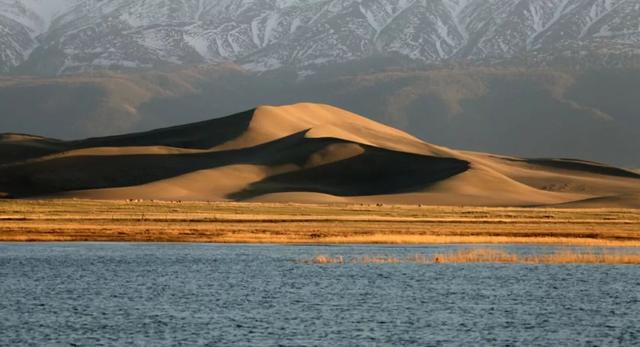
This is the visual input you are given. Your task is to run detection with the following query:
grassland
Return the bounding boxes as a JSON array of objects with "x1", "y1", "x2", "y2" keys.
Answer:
[{"x1": 0, "y1": 199, "x2": 639, "y2": 246}]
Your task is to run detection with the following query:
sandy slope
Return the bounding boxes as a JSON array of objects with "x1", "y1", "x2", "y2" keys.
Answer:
[{"x1": 0, "y1": 103, "x2": 638, "y2": 207}]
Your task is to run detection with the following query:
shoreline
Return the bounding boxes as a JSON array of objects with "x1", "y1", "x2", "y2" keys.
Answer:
[{"x1": 3, "y1": 240, "x2": 640, "y2": 247}]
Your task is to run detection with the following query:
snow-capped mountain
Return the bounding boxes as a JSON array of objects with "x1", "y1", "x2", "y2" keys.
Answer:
[{"x1": 1, "y1": 0, "x2": 639, "y2": 74}]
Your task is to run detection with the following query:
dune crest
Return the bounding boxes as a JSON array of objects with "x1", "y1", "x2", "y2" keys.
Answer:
[
  {"x1": 212, "y1": 103, "x2": 452, "y2": 157},
  {"x1": 0, "y1": 103, "x2": 638, "y2": 207}
]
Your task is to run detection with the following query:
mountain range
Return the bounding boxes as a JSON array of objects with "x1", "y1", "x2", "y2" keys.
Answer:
[
  {"x1": 1, "y1": 0, "x2": 640, "y2": 75},
  {"x1": 1, "y1": 103, "x2": 638, "y2": 207}
]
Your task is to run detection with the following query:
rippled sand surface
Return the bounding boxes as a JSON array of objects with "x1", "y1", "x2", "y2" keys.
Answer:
[{"x1": 1, "y1": 244, "x2": 639, "y2": 346}]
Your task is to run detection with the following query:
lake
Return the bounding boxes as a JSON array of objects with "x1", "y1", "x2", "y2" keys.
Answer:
[{"x1": 1, "y1": 243, "x2": 639, "y2": 346}]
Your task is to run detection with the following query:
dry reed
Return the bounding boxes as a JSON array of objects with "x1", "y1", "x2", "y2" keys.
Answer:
[
  {"x1": 434, "y1": 248, "x2": 521, "y2": 263},
  {"x1": 434, "y1": 248, "x2": 640, "y2": 264},
  {"x1": 300, "y1": 249, "x2": 640, "y2": 265},
  {"x1": 352, "y1": 256, "x2": 401, "y2": 264},
  {"x1": 301, "y1": 255, "x2": 345, "y2": 264}
]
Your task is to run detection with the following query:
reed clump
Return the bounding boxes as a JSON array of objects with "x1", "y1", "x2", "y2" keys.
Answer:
[
  {"x1": 302, "y1": 255, "x2": 401, "y2": 264},
  {"x1": 405, "y1": 254, "x2": 431, "y2": 264},
  {"x1": 527, "y1": 250, "x2": 640, "y2": 265},
  {"x1": 434, "y1": 248, "x2": 519, "y2": 263},
  {"x1": 301, "y1": 249, "x2": 640, "y2": 265},
  {"x1": 302, "y1": 255, "x2": 345, "y2": 264},
  {"x1": 434, "y1": 248, "x2": 640, "y2": 264},
  {"x1": 352, "y1": 256, "x2": 401, "y2": 264}
]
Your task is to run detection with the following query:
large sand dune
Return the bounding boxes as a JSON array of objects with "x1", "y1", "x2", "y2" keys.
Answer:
[{"x1": 1, "y1": 103, "x2": 638, "y2": 207}]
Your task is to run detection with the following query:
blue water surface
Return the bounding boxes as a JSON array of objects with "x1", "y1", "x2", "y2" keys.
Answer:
[{"x1": 1, "y1": 243, "x2": 639, "y2": 346}]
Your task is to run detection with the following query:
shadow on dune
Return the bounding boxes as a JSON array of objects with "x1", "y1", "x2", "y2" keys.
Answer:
[
  {"x1": 501, "y1": 157, "x2": 640, "y2": 179},
  {"x1": 0, "y1": 130, "x2": 470, "y2": 198},
  {"x1": 0, "y1": 131, "x2": 316, "y2": 196},
  {"x1": 0, "y1": 109, "x2": 257, "y2": 166},
  {"x1": 70, "y1": 109, "x2": 256, "y2": 150},
  {"x1": 229, "y1": 149, "x2": 469, "y2": 199},
  {"x1": 0, "y1": 136, "x2": 66, "y2": 166}
]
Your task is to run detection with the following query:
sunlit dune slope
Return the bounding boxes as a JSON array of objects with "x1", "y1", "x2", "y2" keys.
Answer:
[{"x1": 0, "y1": 103, "x2": 638, "y2": 207}]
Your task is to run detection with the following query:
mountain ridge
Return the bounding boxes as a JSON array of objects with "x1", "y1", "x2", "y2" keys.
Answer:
[{"x1": 1, "y1": 0, "x2": 640, "y2": 75}]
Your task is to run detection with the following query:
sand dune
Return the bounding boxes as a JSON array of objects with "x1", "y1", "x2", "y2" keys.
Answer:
[
  {"x1": 0, "y1": 133, "x2": 66, "y2": 165},
  {"x1": 0, "y1": 103, "x2": 638, "y2": 207}
]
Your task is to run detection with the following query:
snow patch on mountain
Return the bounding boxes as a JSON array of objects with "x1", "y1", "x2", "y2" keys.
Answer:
[{"x1": 0, "y1": 0, "x2": 639, "y2": 74}]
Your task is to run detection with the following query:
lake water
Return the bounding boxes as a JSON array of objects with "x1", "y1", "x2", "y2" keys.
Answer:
[{"x1": 1, "y1": 243, "x2": 639, "y2": 346}]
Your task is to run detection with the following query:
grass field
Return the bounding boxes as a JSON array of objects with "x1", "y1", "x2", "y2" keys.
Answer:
[{"x1": 0, "y1": 199, "x2": 639, "y2": 246}]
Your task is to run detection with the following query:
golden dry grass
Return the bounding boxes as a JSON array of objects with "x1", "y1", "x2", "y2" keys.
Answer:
[
  {"x1": 0, "y1": 199, "x2": 639, "y2": 246},
  {"x1": 435, "y1": 248, "x2": 640, "y2": 264},
  {"x1": 301, "y1": 249, "x2": 640, "y2": 265},
  {"x1": 433, "y1": 248, "x2": 519, "y2": 263}
]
